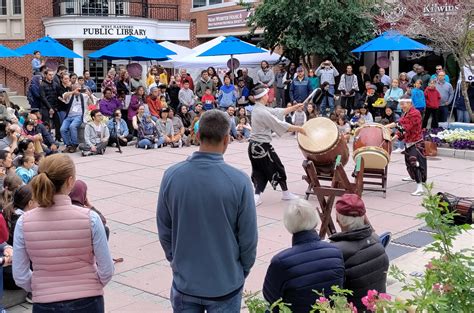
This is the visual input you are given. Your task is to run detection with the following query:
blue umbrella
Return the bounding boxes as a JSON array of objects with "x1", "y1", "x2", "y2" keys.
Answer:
[
  {"x1": 15, "y1": 36, "x2": 82, "y2": 58},
  {"x1": 140, "y1": 38, "x2": 177, "y2": 57},
  {"x1": 352, "y1": 31, "x2": 432, "y2": 52},
  {"x1": 89, "y1": 36, "x2": 169, "y2": 61},
  {"x1": 0, "y1": 44, "x2": 22, "y2": 58}
]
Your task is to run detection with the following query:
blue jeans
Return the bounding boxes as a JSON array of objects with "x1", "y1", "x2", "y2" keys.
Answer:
[
  {"x1": 33, "y1": 296, "x2": 104, "y2": 313},
  {"x1": 438, "y1": 105, "x2": 449, "y2": 123},
  {"x1": 456, "y1": 110, "x2": 470, "y2": 123},
  {"x1": 229, "y1": 119, "x2": 238, "y2": 138},
  {"x1": 320, "y1": 96, "x2": 334, "y2": 117},
  {"x1": 60, "y1": 115, "x2": 82, "y2": 146},
  {"x1": 137, "y1": 137, "x2": 165, "y2": 149},
  {"x1": 58, "y1": 111, "x2": 67, "y2": 124},
  {"x1": 328, "y1": 85, "x2": 335, "y2": 110},
  {"x1": 170, "y1": 286, "x2": 241, "y2": 313}
]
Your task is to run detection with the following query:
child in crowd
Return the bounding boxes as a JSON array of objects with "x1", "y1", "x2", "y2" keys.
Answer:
[
  {"x1": 292, "y1": 104, "x2": 307, "y2": 128},
  {"x1": 329, "y1": 112, "x2": 338, "y2": 123},
  {"x1": 236, "y1": 117, "x2": 252, "y2": 141},
  {"x1": 423, "y1": 79, "x2": 441, "y2": 129},
  {"x1": 201, "y1": 87, "x2": 216, "y2": 111},
  {"x1": 350, "y1": 109, "x2": 361, "y2": 129},
  {"x1": 160, "y1": 95, "x2": 168, "y2": 109},
  {"x1": 359, "y1": 105, "x2": 374, "y2": 124},
  {"x1": 411, "y1": 79, "x2": 426, "y2": 113},
  {"x1": 15, "y1": 155, "x2": 35, "y2": 184},
  {"x1": 285, "y1": 103, "x2": 293, "y2": 124},
  {"x1": 305, "y1": 103, "x2": 318, "y2": 120},
  {"x1": 337, "y1": 116, "x2": 351, "y2": 142}
]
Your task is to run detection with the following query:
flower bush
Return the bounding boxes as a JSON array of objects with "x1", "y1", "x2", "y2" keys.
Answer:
[
  {"x1": 426, "y1": 128, "x2": 474, "y2": 150},
  {"x1": 244, "y1": 184, "x2": 473, "y2": 312}
]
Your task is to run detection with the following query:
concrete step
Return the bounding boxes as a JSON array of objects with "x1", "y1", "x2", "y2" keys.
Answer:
[
  {"x1": 4, "y1": 289, "x2": 27, "y2": 308},
  {"x1": 9, "y1": 95, "x2": 30, "y2": 111}
]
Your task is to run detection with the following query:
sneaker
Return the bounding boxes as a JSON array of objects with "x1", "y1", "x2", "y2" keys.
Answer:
[
  {"x1": 393, "y1": 148, "x2": 404, "y2": 153},
  {"x1": 111, "y1": 143, "x2": 117, "y2": 147},
  {"x1": 26, "y1": 292, "x2": 34, "y2": 304},
  {"x1": 402, "y1": 177, "x2": 414, "y2": 182},
  {"x1": 254, "y1": 194, "x2": 262, "y2": 207},
  {"x1": 411, "y1": 189, "x2": 424, "y2": 196},
  {"x1": 281, "y1": 191, "x2": 299, "y2": 200},
  {"x1": 178, "y1": 140, "x2": 183, "y2": 148},
  {"x1": 81, "y1": 151, "x2": 91, "y2": 157},
  {"x1": 144, "y1": 145, "x2": 148, "y2": 150},
  {"x1": 153, "y1": 143, "x2": 158, "y2": 149}
]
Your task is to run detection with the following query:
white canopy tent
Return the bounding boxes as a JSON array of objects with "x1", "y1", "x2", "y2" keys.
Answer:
[
  {"x1": 158, "y1": 41, "x2": 193, "y2": 68},
  {"x1": 172, "y1": 36, "x2": 284, "y2": 68}
]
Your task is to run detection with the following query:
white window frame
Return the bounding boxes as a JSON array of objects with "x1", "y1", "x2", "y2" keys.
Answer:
[{"x1": 0, "y1": 0, "x2": 25, "y2": 40}]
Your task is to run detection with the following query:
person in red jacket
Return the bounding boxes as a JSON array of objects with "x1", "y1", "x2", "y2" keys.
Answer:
[
  {"x1": 385, "y1": 96, "x2": 426, "y2": 196},
  {"x1": 201, "y1": 87, "x2": 216, "y2": 110},
  {"x1": 423, "y1": 79, "x2": 441, "y2": 129}
]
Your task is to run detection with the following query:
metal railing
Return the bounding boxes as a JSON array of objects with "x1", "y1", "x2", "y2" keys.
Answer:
[
  {"x1": 0, "y1": 65, "x2": 29, "y2": 95},
  {"x1": 52, "y1": 0, "x2": 179, "y2": 21}
]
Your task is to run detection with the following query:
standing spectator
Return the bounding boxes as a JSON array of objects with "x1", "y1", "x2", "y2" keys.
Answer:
[
  {"x1": 431, "y1": 65, "x2": 450, "y2": 83},
  {"x1": 39, "y1": 69, "x2": 58, "y2": 134},
  {"x1": 275, "y1": 64, "x2": 288, "y2": 108},
  {"x1": 31, "y1": 51, "x2": 45, "y2": 75},
  {"x1": 146, "y1": 87, "x2": 162, "y2": 121},
  {"x1": 263, "y1": 199, "x2": 344, "y2": 313},
  {"x1": 435, "y1": 71, "x2": 454, "y2": 123},
  {"x1": 146, "y1": 66, "x2": 158, "y2": 87},
  {"x1": 130, "y1": 72, "x2": 146, "y2": 93},
  {"x1": 157, "y1": 110, "x2": 258, "y2": 312},
  {"x1": 98, "y1": 87, "x2": 121, "y2": 118},
  {"x1": 407, "y1": 64, "x2": 419, "y2": 81},
  {"x1": 27, "y1": 75, "x2": 42, "y2": 110},
  {"x1": 147, "y1": 75, "x2": 161, "y2": 94},
  {"x1": 12, "y1": 154, "x2": 114, "y2": 311},
  {"x1": 128, "y1": 86, "x2": 147, "y2": 128},
  {"x1": 256, "y1": 61, "x2": 275, "y2": 103},
  {"x1": 398, "y1": 72, "x2": 409, "y2": 92},
  {"x1": 101, "y1": 69, "x2": 117, "y2": 95},
  {"x1": 372, "y1": 74, "x2": 384, "y2": 95},
  {"x1": 236, "y1": 79, "x2": 250, "y2": 107},
  {"x1": 356, "y1": 66, "x2": 371, "y2": 95},
  {"x1": 116, "y1": 70, "x2": 131, "y2": 96},
  {"x1": 70, "y1": 73, "x2": 78, "y2": 86},
  {"x1": 338, "y1": 65, "x2": 359, "y2": 113},
  {"x1": 168, "y1": 75, "x2": 181, "y2": 111},
  {"x1": 56, "y1": 73, "x2": 72, "y2": 124},
  {"x1": 61, "y1": 84, "x2": 90, "y2": 153},
  {"x1": 212, "y1": 75, "x2": 222, "y2": 96},
  {"x1": 107, "y1": 109, "x2": 133, "y2": 146},
  {"x1": 80, "y1": 110, "x2": 110, "y2": 156},
  {"x1": 423, "y1": 79, "x2": 441, "y2": 129},
  {"x1": 217, "y1": 76, "x2": 237, "y2": 110},
  {"x1": 284, "y1": 62, "x2": 297, "y2": 103},
  {"x1": 290, "y1": 67, "x2": 313, "y2": 105},
  {"x1": 454, "y1": 81, "x2": 473, "y2": 123},
  {"x1": 313, "y1": 82, "x2": 334, "y2": 116},
  {"x1": 241, "y1": 68, "x2": 254, "y2": 90},
  {"x1": 378, "y1": 68, "x2": 391, "y2": 86},
  {"x1": 291, "y1": 104, "x2": 307, "y2": 128},
  {"x1": 180, "y1": 68, "x2": 194, "y2": 91},
  {"x1": 84, "y1": 70, "x2": 97, "y2": 92},
  {"x1": 316, "y1": 60, "x2": 339, "y2": 111},
  {"x1": 410, "y1": 65, "x2": 431, "y2": 90},
  {"x1": 412, "y1": 80, "x2": 426, "y2": 113},
  {"x1": 159, "y1": 84, "x2": 171, "y2": 107},
  {"x1": 329, "y1": 194, "x2": 389, "y2": 311},
  {"x1": 53, "y1": 65, "x2": 68, "y2": 88},
  {"x1": 194, "y1": 70, "x2": 215, "y2": 99},
  {"x1": 308, "y1": 68, "x2": 320, "y2": 90},
  {"x1": 158, "y1": 67, "x2": 168, "y2": 85},
  {"x1": 178, "y1": 80, "x2": 196, "y2": 108},
  {"x1": 206, "y1": 67, "x2": 219, "y2": 82},
  {"x1": 384, "y1": 79, "x2": 404, "y2": 115}
]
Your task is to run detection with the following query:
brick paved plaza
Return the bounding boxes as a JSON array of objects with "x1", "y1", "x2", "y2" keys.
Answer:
[{"x1": 8, "y1": 134, "x2": 474, "y2": 312}]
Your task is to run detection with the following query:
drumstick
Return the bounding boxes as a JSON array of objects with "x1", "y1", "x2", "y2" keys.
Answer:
[{"x1": 302, "y1": 88, "x2": 320, "y2": 106}]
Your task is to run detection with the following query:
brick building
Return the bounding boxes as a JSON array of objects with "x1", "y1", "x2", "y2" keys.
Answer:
[{"x1": 0, "y1": 0, "x2": 259, "y2": 95}]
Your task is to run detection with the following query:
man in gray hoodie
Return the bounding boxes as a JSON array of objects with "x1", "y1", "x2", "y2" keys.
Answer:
[
  {"x1": 435, "y1": 71, "x2": 454, "y2": 122},
  {"x1": 194, "y1": 70, "x2": 215, "y2": 99},
  {"x1": 80, "y1": 109, "x2": 110, "y2": 156}
]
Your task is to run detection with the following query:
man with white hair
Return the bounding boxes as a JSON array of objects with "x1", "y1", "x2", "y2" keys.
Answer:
[
  {"x1": 385, "y1": 96, "x2": 426, "y2": 195},
  {"x1": 248, "y1": 85, "x2": 307, "y2": 206},
  {"x1": 263, "y1": 199, "x2": 344, "y2": 313},
  {"x1": 329, "y1": 194, "x2": 389, "y2": 311}
]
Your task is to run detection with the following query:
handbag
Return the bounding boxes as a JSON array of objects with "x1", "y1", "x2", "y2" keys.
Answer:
[
  {"x1": 373, "y1": 98, "x2": 386, "y2": 108},
  {"x1": 424, "y1": 141, "x2": 438, "y2": 157}
]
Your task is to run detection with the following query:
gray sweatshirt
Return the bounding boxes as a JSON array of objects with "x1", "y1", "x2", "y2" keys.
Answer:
[
  {"x1": 178, "y1": 88, "x2": 196, "y2": 107},
  {"x1": 256, "y1": 68, "x2": 275, "y2": 87},
  {"x1": 316, "y1": 66, "x2": 339, "y2": 85},
  {"x1": 84, "y1": 122, "x2": 110, "y2": 147},
  {"x1": 435, "y1": 81, "x2": 454, "y2": 106}
]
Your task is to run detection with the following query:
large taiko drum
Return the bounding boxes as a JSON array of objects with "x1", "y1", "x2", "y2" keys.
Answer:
[
  {"x1": 353, "y1": 124, "x2": 392, "y2": 170},
  {"x1": 298, "y1": 117, "x2": 349, "y2": 166}
]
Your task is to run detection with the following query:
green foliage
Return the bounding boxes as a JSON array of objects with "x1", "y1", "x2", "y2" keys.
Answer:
[
  {"x1": 244, "y1": 291, "x2": 292, "y2": 313},
  {"x1": 246, "y1": 0, "x2": 380, "y2": 65},
  {"x1": 310, "y1": 286, "x2": 355, "y2": 313}
]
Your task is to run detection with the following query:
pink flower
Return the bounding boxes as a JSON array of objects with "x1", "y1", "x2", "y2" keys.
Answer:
[
  {"x1": 379, "y1": 293, "x2": 392, "y2": 301},
  {"x1": 348, "y1": 302, "x2": 358, "y2": 313},
  {"x1": 361, "y1": 296, "x2": 376, "y2": 312},
  {"x1": 425, "y1": 261, "x2": 434, "y2": 270},
  {"x1": 317, "y1": 296, "x2": 328, "y2": 303},
  {"x1": 367, "y1": 289, "x2": 379, "y2": 299},
  {"x1": 432, "y1": 283, "x2": 442, "y2": 292}
]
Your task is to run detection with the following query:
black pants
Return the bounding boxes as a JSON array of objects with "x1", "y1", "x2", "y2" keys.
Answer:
[
  {"x1": 40, "y1": 107, "x2": 61, "y2": 140},
  {"x1": 340, "y1": 96, "x2": 356, "y2": 113},
  {"x1": 108, "y1": 134, "x2": 134, "y2": 146},
  {"x1": 404, "y1": 141, "x2": 427, "y2": 184},
  {"x1": 79, "y1": 142, "x2": 107, "y2": 155},
  {"x1": 33, "y1": 296, "x2": 104, "y2": 313},
  {"x1": 422, "y1": 108, "x2": 439, "y2": 129},
  {"x1": 248, "y1": 141, "x2": 288, "y2": 194}
]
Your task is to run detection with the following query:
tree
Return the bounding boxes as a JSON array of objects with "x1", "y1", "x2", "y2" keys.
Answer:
[
  {"x1": 376, "y1": 0, "x2": 474, "y2": 120},
  {"x1": 245, "y1": 0, "x2": 379, "y2": 68}
]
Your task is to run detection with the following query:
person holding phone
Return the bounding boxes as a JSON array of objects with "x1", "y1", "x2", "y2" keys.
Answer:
[
  {"x1": 316, "y1": 60, "x2": 339, "y2": 111},
  {"x1": 60, "y1": 83, "x2": 91, "y2": 153}
]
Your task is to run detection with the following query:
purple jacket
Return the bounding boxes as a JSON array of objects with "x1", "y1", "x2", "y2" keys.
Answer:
[{"x1": 99, "y1": 98, "x2": 121, "y2": 117}]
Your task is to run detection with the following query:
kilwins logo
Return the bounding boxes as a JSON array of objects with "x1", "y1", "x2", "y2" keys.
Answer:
[{"x1": 423, "y1": 3, "x2": 459, "y2": 16}]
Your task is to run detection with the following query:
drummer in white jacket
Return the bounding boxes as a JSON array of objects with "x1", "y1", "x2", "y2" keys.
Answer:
[{"x1": 248, "y1": 85, "x2": 307, "y2": 206}]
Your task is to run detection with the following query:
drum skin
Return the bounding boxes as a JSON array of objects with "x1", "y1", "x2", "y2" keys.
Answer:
[
  {"x1": 298, "y1": 117, "x2": 349, "y2": 166},
  {"x1": 353, "y1": 124, "x2": 392, "y2": 169}
]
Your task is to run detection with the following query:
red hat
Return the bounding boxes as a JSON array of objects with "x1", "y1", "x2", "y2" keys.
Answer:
[{"x1": 336, "y1": 194, "x2": 366, "y2": 217}]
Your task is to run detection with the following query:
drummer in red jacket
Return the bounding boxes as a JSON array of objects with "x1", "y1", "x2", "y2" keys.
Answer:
[{"x1": 385, "y1": 96, "x2": 426, "y2": 196}]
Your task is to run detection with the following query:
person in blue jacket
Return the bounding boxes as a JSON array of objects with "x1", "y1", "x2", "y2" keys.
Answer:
[
  {"x1": 263, "y1": 199, "x2": 344, "y2": 313},
  {"x1": 411, "y1": 79, "x2": 426, "y2": 112},
  {"x1": 27, "y1": 75, "x2": 42, "y2": 110},
  {"x1": 217, "y1": 76, "x2": 237, "y2": 110},
  {"x1": 290, "y1": 67, "x2": 313, "y2": 105}
]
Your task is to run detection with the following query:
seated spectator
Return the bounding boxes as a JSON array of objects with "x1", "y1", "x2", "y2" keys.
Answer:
[
  {"x1": 178, "y1": 80, "x2": 196, "y2": 108},
  {"x1": 201, "y1": 87, "x2": 216, "y2": 111},
  {"x1": 26, "y1": 110, "x2": 58, "y2": 155},
  {"x1": 263, "y1": 199, "x2": 344, "y2": 313},
  {"x1": 337, "y1": 116, "x2": 351, "y2": 142},
  {"x1": 225, "y1": 106, "x2": 239, "y2": 139},
  {"x1": 0, "y1": 150, "x2": 14, "y2": 190},
  {"x1": 291, "y1": 104, "x2": 307, "y2": 128},
  {"x1": 146, "y1": 87, "x2": 162, "y2": 121},
  {"x1": 134, "y1": 105, "x2": 164, "y2": 149},
  {"x1": 107, "y1": 109, "x2": 133, "y2": 147},
  {"x1": 12, "y1": 154, "x2": 114, "y2": 310},
  {"x1": 15, "y1": 155, "x2": 36, "y2": 184},
  {"x1": 189, "y1": 104, "x2": 204, "y2": 146},
  {"x1": 84, "y1": 70, "x2": 97, "y2": 92},
  {"x1": 306, "y1": 103, "x2": 318, "y2": 120},
  {"x1": 156, "y1": 108, "x2": 181, "y2": 147},
  {"x1": 2, "y1": 185, "x2": 35, "y2": 291},
  {"x1": 236, "y1": 78, "x2": 250, "y2": 107},
  {"x1": 60, "y1": 84, "x2": 90, "y2": 153},
  {"x1": 169, "y1": 108, "x2": 187, "y2": 147},
  {"x1": 329, "y1": 194, "x2": 389, "y2": 311},
  {"x1": 80, "y1": 110, "x2": 109, "y2": 156},
  {"x1": 380, "y1": 106, "x2": 400, "y2": 125},
  {"x1": 21, "y1": 119, "x2": 44, "y2": 154},
  {"x1": 0, "y1": 124, "x2": 21, "y2": 152},
  {"x1": 13, "y1": 139, "x2": 36, "y2": 171},
  {"x1": 236, "y1": 116, "x2": 251, "y2": 140},
  {"x1": 160, "y1": 95, "x2": 168, "y2": 110},
  {"x1": 177, "y1": 105, "x2": 193, "y2": 140},
  {"x1": 0, "y1": 174, "x2": 22, "y2": 211},
  {"x1": 147, "y1": 75, "x2": 161, "y2": 96},
  {"x1": 99, "y1": 87, "x2": 121, "y2": 118},
  {"x1": 69, "y1": 180, "x2": 109, "y2": 240},
  {"x1": 359, "y1": 105, "x2": 374, "y2": 124},
  {"x1": 358, "y1": 84, "x2": 378, "y2": 118},
  {"x1": 128, "y1": 86, "x2": 147, "y2": 126},
  {"x1": 217, "y1": 76, "x2": 237, "y2": 110}
]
